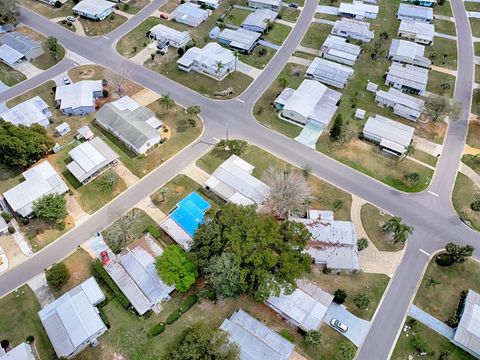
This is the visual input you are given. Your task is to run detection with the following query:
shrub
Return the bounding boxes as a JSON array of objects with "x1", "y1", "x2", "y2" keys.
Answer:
[
  {"x1": 166, "y1": 309, "x2": 182, "y2": 324},
  {"x1": 278, "y1": 330, "x2": 294, "y2": 342},
  {"x1": 7, "y1": 226, "x2": 15, "y2": 234},
  {"x1": 357, "y1": 238, "x2": 368, "y2": 251},
  {"x1": 57, "y1": 221, "x2": 66, "y2": 231},
  {"x1": 102, "y1": 89, "x2": 109, "y2": 97},
  {"x1": 25, "y1": 335, "x2": 34, "y2": 344},
  {"x1": 471, "y1": 199, "x2": 480, "y2": 211},
  {"x1": 1, "y1": 212, "x2": 10, "y2": 222},
  {"x1": 149, "y1": 323, "x2": 165, "y2": 336},
  {"x1": 436, "y1": 253, "x2": 454, "y2": 266},
  {"x1": 259, "y1": 47, "x2": 268, "y2": 57},
  {"x1": 334, "y1": 289, "x2": 347, "y2": 305},
  {"x1": 180, "y1": 294, "x2": 198, "y2": 313},
  {"x1": 98, "y1": 306, "x2": 110, "y2": 329},
  {"x1": 54, "y1": 0, "x2": 62, "y2": 7},
  {"x1": 123, "y1": 3, "x2": 130, "y2": 11},
  {"x1": 46, "y1": 263, "x2": 70, "y2": 291},
  {"x1": 145, "y1": 225, "x2": 161, "y2": 239},
  {"x1": 61, "y1": 19, "x2": 67, "y2": 24},
  {"x1": 0, "y1": 340, "x2": 8, "y2": 350},
  {"x1": 177, "y1": 47, "x2": 185, "y2": 56},
  {"x1": 410, "y1": 335, "x2": 434, "y2": 355},
  {"x1": 305, "y1": 330, "x2": 321, "y2": 347},
  {"x1": 353, "y1": 293, "x2": 370, "y2": 310},
  {"x1": 92, "y1": 259, "x2": 130, "y2": 308}
]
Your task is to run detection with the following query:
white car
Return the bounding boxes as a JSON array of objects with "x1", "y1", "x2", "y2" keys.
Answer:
[
  {"x1": 63, "y1": 76, "x2": 71, "y2": 85},
  {"x1": 66, "y1": 16, "x2": 76, "y2": 22},
  {"x1": 330, "y1": 318, "x2": 348, "y2": 333}
]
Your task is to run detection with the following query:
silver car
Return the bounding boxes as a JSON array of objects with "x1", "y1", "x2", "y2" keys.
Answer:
[{"x1": 331, "y1": 318, "x2": 348, "y2": 333}]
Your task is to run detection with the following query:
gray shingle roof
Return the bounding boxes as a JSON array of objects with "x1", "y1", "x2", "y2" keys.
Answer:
[
  {"x1": 1, "y1": 32, "x2": 41, "y2": 56},
  {"x1": 453, "y1": 289, "x2": 480, "y2": 357}
]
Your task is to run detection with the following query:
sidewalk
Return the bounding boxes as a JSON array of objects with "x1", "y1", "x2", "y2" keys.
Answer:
[
  {"x1": 408, "y1": 305, "x2": 455, "y2": 339},
  {"x1": 460, "y1": 162, "x2": 480, "y2": 188},
  {"x1": 236, "y1": 61, "x2": 262, "y2": 79},
  {"x1": 435, "y1": 32, "x2": 457, "y2": 40},
  {"x1": 431, "y1": 65, "x2": 457, "y2": 77},
  {"x1": 295, "y1": 44, "x2": 318, "y2": 55},
  {"x1": 413, "y1": 136, "x2": 443, "y2": 157},
  {"x1": 288, "y1": 55, "x2": 312, "y2": 66},
  {"x1": 181, "y1": 163, "x2": 210, "y2": 184}
]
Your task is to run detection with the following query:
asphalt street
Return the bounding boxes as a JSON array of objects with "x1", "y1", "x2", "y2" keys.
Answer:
[{"x1": 0, "y1": 0, "x2": 477, "y2": 358}]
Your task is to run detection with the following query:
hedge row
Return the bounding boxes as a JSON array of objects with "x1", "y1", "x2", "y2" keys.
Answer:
[
  {"x1": 149, "y1": 323, "x2": 166, "y2": 337},
  {"x1": 92, "y1": 259, "x2": 130, "y2": 309},
  {"x1": 98, "y1": 306, "x2": 111, "y2": 329},
  {"x1": 180, "y1": 295, "x2": 198, "y2": 313},
  {"x1": 145, "y1": 225, "x2": 161, "y2": 240},
  {"x1": 166, "y1": 309, "x2": 182, "y2": 324}
]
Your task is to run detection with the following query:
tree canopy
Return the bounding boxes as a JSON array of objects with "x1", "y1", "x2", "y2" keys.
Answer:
[
  {"x1": 33, "y1": 194, "x2": 67, "y2": 223},
  {"x1": 445, "y1": 242, "x2": 474, "y2": 263},
  {"x1": 0, "y1": 121, "x2": 54, "y2": 167},
  {"x1": 155, "y1": 245, "x2": 198, "y2": 292},
  {"x1": 192, "y1": 204, "x2": 312, "y2": 301},
  {"x1": 167, "y1": 324, "x2": 240, "y2": 360},
  {"x1": 46, "y1": 263, "x2": 70, "y2": 291},
  {"x1": 205, "y1": 252, "x2": 242, "y2": 299}
]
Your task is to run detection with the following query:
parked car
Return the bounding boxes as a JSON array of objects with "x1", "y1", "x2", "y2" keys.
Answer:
[
  {"x1": 63, "y1": 76, "x2": 71, "y2": 85},
  {"x1": 159, "y1": 13, "x2": 169, "y2": 19},
  {"x1": 330, "y1": 318, "x2": 348, "y2": 333},
  {"x1": 100, "y1": 251, "x2": 110, "y2": 265},
  {"x1": 66, "y1": 16, "x2": 76, "y2": 22},
  {"x1": 289, "y1": 2, "x2": 299, "y2": 8}
]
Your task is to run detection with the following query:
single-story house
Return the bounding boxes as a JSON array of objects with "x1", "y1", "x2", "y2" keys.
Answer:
[
  {"x1": 362, "y1": 114, "x2": 415, "y2": 156},
  {"x1": 67, "y1": 137, "x2": 119, "y2": 184},
  {"x1": 451, "y1": 289, "x2": 480, "y2": 359},
  {"x1": 0, "y1": 32, "x2": 44, "y2": 64},
  {"x1": 148, "y1": 24, "x2": 191, "y2": 48},
  {"x1": 105, "y1": 245, "x2": 175, "y2": 315},
  {"x1": 55, "y1": 122, "x2": 71, "y2": 136},
  {"x1": 96, "y1": 96, "x2": 163, "y2": 155},
  {"x1": 0, "y1": 96, "x2": 52, "y2": 127},
  {"x1": 77, "y1": 125, "x2": 95, "y2": 140},
  {"x1": 220, "y1": 309, "x2": 295, "y2": 360},
  {"x1": 160, "y1": 192, "x2": 210, "y2": 250},
  {"x1": 375, "y1": 87, "x2": 425, "y2": 121},
  {"x1": 291, "y1": 210, "x2": 360, "y2": 272},
  {"x1": 3, "y1": 161, "x2": 69, "y2": 218},
  {"x1": 241, "y1": 9, "x2": 278, "y2": 33},
  {"x1": 171, "y1": 3, "x2": 210, "y2": 27},
  {"x1": 204, "y1": 155, "x2": 270, "y2": 206},
  {"x1": 385, "y1": 62, "x2": 429, "y2": 96},
  {"x1": 331, "y1": 18, "x2": 374, "y2": 42},
  {"x1": 305, "y1": 57, "x2": 354, "y2": 88},
  {"x1": 0, "y1": 217, "x2": 8, "y2": 236},
  {"x1": 38, "y1": 277, "x2": 107, "y2": 358},
  {"x1": 0, "y1": 44, "x2": 24, "y2": 67},
  {"x1": 398, "y1": 19, "x2": 434, "y2": 45},
  {"x1": 397, "y1": 3, "x2": 433, "y2": 22},
  {"x1": 248, "y1": 0, "x2": 282, "y2": 11},
  {"x1": 319, "y1": 35, "x2": 361, "y2": 66},
  {"x1": 403, "y1": 0, "x2": 436, "y2": 7},
  {"x1": 388, "y1": 39, "x2": 431, "y2": 69},
  {"x1": 177, "y1": 42, "x2": 236, "y2": 80},
  {"x1": 193, "y1": 0, "x2": 220, "y2": 9},
  {"x1": 0, "y1": 342, "x2": 36, "y2": 360},
  {"x1": 265, "y1": 279, "x2": 334, "y2": 332},
  {"x1": 338, "y1": 1, "x2": 379, "y2": 20},
  {"x1": 55, "y1": 80, "x2": 104, "y2": 116},
  {"x1": 72, "y1": 0, "x2": 115, "y2": 21},
  {"x1": 274, "y1": 79, "x2": 341, "y2": 130},
  {"x1": 216, "y1": 28, "x2": 261, "y2": 54}
]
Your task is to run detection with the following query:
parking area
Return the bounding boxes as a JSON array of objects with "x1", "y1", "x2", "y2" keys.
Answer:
[{"x1": 323, "y1": 303, "x2": 371, "y2": 346}]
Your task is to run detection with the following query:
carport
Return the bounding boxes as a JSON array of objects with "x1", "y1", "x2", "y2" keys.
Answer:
[{"x1": 0, "y1": 44, "x2": 24, "y2": 67}]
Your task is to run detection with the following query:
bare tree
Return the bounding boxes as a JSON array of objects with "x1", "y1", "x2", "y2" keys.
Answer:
[
  {"x1": 261, "y1": 166, "x2": 312, "y2": 219},
  {"x1": 425, "y1": 96, "x2": 462, "y2": 122},
  {"x1": 105, "y1": 207, "x2": 138, "y2": 253},
  {"x1": 108, "y1": 69, "x2": 131, "y2": 98}
]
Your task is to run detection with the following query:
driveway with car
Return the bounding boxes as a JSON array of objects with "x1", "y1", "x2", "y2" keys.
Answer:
[{"x1": 323, "y1": 303, "x2": 370, "y2": 346}]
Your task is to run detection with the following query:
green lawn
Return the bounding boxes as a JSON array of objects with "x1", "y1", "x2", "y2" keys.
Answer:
[
  {"x1": 263, "y1": 23, "x2": 292, "y2": 45},
  {"x1": 119, "y1": 0, "x2": 151, "y2": 14},
  {"x1": 0, "y1": 62, "x2": 26, "y2": 86},
  {"x1": 463, "y1": 153, "x2": 480, "y2": 177},
  {"x1": 412, "y1": 149, "x2": 438, "y2": 167},
  {"x1": 452, "y1": 172, "x2": 480, "y2": 231},
  {"x1": 0, "y1": 164, "x2": 23, "y2": 194},
  {"x1": 414, "y1": 256, "x2": 480, "y2": 321},
  {"x1": 300, "y1": 22, "x2": 332, "y2": 49},
  {"x1": 239, "y1": 45, "x2": 276, "y2": 69},
  {"x1": 76, "y1": 169, "x2": 127, "y2": 214},
  {"x1": 279, "y1": 7, "x2": 300, "y2": 22},
  {"x1": 434, "y1": 19, "x2": 456, "y2": 36},
  {"x1": 425, "y1": 37, "x2": 457, "y2": 70},
  {"x1": 53, "y1": 248, "x2": 93, "y2": 297},
  {"x1": 434, "y1": 0, "x2": 453, "y2": 16},
  {"x1": 473, "y1": 89, "x2": 480, "y2": 116},
  {"x1": 360, "y1": 203, "x2": 405, "y2": 252},
  {"x1": 467, "y1": 119, "x2": 480, "y2": 148},
  {"x1": 427, "y1": 70, "x2": 455, "y2": 97},
  {"x1": 79, "y1": 14, "x2": 128, "y2": 37},
  {"x1": 392, "y1": 317, "x2": 475, "y2": 360},
  {"x1": 308, "y1": 269, "x2": 390, "y2": 320},
  {"x1": 18, "y1": 0, "x2": 75, "y2": 18},
  {"x1": 299, "y1": 325, "x2": 357, "y2": 360},
  {"x1": 476, "y1": 64, "x2": 480, "y2": 83},
  {"x1": 145, "y1": 54, "x2": 253, "y2": 99},
  {"x1": 465, "y1": 1, "x2": 480, "y2": 12},
  {"x1": 197, "y1": 144, "x2": 353, "y2": 220},
  {"x1": 0, "y1": 285, "x2": 55, "y2": 360},
  {"x1": 116, "y1": 17, "x2": 162, "y2": 58},
  {"x1": 224, "y1": 7, "x2": 251, "y2": 27},
  {"x1": 475, "y1": 42, "x2": 480, "y2": 57},
  {"x1": 470, "y1": 17, "x2": 480, "y2": 38}
]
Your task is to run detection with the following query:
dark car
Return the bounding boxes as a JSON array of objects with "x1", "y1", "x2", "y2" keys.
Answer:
[{"x1": 289, "y1": 2, "x2": 299, "y2": 8}]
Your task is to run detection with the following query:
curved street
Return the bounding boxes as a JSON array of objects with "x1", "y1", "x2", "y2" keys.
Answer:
[{"x1": 0, "y1": 0, "x2": 477, "y2": 358}]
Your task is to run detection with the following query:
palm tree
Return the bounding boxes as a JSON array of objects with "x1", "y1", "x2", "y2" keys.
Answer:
[
  {"x1": 233, "y1": 50, "x2": 239, "y2": 71},
  {"x1": 278, "y1": 74, "x2": 288, "y2": 88},
  {"x1": 264, "y1": 19, "x2": 274, "y2": 33},
  {"x1": 215, "y1": 61, "x2": 225, "y2": 75},
  {"x1": 382, "y1": 216, "x2": 413, "y2": 243},
  {"x1": 158, "y1": 187, "x2": 169, "y2": 202},
  {"x1": 186, "y1": 105, "x2": 201, "y2": 115},
  {"x1": 402, "y1": 144, "x2": 415, "y2": 160},
  {"x1": 226, "y1": 12, "x2": 235, "y2": 23},
  {"x1": 159, "y1": 93, "x2": 175, "y2": 110}
]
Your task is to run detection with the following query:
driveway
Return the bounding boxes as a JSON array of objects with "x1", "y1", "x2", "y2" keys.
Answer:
[
  {"x1": 258, "y1": 40, "x2": 281, "y2": 50},
  {"x1": 14, "y1": 61, "x2": 43, "y2": 79},
  {"x1": 323, "y1": 303, "x2": 370, "y2": 346},
  {"x1": 409, "y1": 305, "x2": 455, "y2": 339},
  {"x1": 294, "y1": 121, "x2": 323, "y2": 149}
]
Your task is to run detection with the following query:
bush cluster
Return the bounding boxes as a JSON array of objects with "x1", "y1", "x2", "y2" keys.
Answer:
[
  {"x1": 92, "y1": 259, "x2": 130, "y2": 308},
  {"x1": 145, "y1": 225, "x2": 161, "y2": 240},
  {"x1": 149, "y1": 323, "x2": 165, "y2": 336}
]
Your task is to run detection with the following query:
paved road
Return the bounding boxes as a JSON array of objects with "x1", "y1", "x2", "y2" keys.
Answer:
[{"x1": 0, "y1": 0, "x2": 477, "y2": 358}]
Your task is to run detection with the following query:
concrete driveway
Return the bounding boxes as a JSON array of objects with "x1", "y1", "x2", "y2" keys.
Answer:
[
  {"x1": 15, "y1": 61, "x2": 43, "y2": 79},
  {"x1": 323, "y1": 303, "x2": 370, "y2": 346}
]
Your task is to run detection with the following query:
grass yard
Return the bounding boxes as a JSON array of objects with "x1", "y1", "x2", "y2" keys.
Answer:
[
  {"x1": 292, "y1": 51, "x2": 316, "y2": 60},
  {"x1": 16, "y1": 27, "x2": 65, "y2": 70},
  {"x1": 279, "y1": 7, "x2": 301, "y2": 22},
  {"x1": 414, "y1": 257, "x2": 480, "y2": 321},
  {"x1": 467, "y1": 119, "x2": 480, "y2": 148},
  {"x1": 300, "y1": 22, "x2": 332, "y2": 49},
  {"x1": 463, "y1": 154, "x2": 480, "y2": 176},
  {"x1": 17, "y1": 0, "x2": 75, "y2": 18},
  {"x1": 392, "y1": 317, "x2": 475, "y2": 360},
  {"x1": 79, "y1": 14, "x2": 128, "y2": 37},
  {"x1": 75, "y1": 170, "x2": 127, "y2": 214},
  {"x1": 434, "y1": 0, "x2": 453, "y2": 16},
  {"x1": 0, "y1": 62, "x2": 26, "y2": 86},
  {"x1": 253, "y1": 63, "x2": 305, "y2": 137},
  {"x1": 308, "y1": 268, "x2": 390, "y2": 320},
  {"x1": 470, "y1": 17, "x2": 480, "y2": 38},
  {"x1": 361, "y1": 203, "x2": 405, "y2": 252},
  {"x1": 116, "y1": 17, "x2": 161, "y2": 57},
  {"x1": 145, "y1": 55, "x2": 253, "y2": 99},
  {"x1": 238, "y1": 45, "x2": 276, "y2": 69},
  {"x1": 197, "y1": 144, "x2": 353, "y2": 220},
  {"x1": 0, "y1": 165, "x2": 23, "y2": 194},
  {"x1": 424, "y1": 37, "x2": 457, "y2": 70},
  {"x1": 427, "y1": 70, "x2": 455, "y2": 97},
  {"x1": 22, "y1": 214, "x2": 75, "y2": 252},
  {"x1": 224, "y1": 7, "x2": 251, "y2": 27},
  {"x1": 465, "y1": 1, "x2": 480, "y2": 11},
  {"x1": 452, "y1": 172, "x2": 480, "y2": 231},
  {"x1": 412, "y1": 149, "x2": 438, "y2": 167},
  {"x1": 475, "y1": 42, "x2": 480, "y2": 57},
  {"x1": 263, "y1": 23, "x2": 292, "y2": 45},
  {"x1": 314, "y1": 13, "x2": 339, "y2": 21},
  {"x1": 300, "y1": 325, "x2": 357, "y2": 360},
  {"x1": 119, "y1": 0, "x2": 152, "y2": 14},
  {"x1": 434, "y1": 19, "x2": 456, "y2": 36},
  {"x1": 0, "y1": 285, "x2": 55, "y2": 360},
  {"x1": 52, "y1": 248, "x2": 93, "y2": 297},
  {"x1": 473, "y1": 89, "x2": 480, "y2": 117},
  {"x1": 476, "y1": 64, "x2": 480, "y2": 83}
]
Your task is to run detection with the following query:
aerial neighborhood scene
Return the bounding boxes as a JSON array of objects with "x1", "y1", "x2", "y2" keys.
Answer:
[{"x1": 0, "y1": 0, "x2": 480, "y2": 358}]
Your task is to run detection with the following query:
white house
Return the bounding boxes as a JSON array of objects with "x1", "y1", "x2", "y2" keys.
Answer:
[
  {"x1": 0, "y1": 96, "x2": 52, "y2": 127},
  {"x1": 388, "y1": 39, "x2": 431, "y2": 68},
  {"x1": 171, "y1": 3, "x2": 210, "y2": 27},
  {"x1": 72, "y1": 0, "x2": 115, "y2": 21},
  {"x1": 306, "y1": 57, "x2": 354, "y2": 88},
  {"x1": 241, "y1": 9, "x2": 278, "y2": 33},
  {"x1": 451, "y1": 289, "x2": 480, "y2": 359},
  {"x1": 398, "y1": 19, "x2": 434, "y2": 45},
  {"x1": 397, "y1": 3, "x2": 433, "y2": 22},
  {"x1": 0, "y1": 32, "x2": 44, "y2": 63},
  {"x1": 247, "y1": 0, "x2": 282, "y2": 11},
  {"x1": 385, "y1": 62, "x2": 429, "y2": 96},
  {"x1": 38, "y1": 277, "x2": 107, "y2": 358},
  {"x1": 338, "y1": 1, "x2": 379, "y2": 20},
  {"x1": 216, "y1": 28, "x2": 261, "y2": 53},
  {"x1": 96, "y1": 96, "x2": 162, "y2": 155},
  {"x1": 0, "y1": 342, "x2": 36, "y2": 360},
  {"x1": 148, "y1": 24, "x2": 191, "y2": 48},
  {"x1": 177, "y1": 42, "x2": 236, "y2": 80},
  {"x1": 55, "y1": 80, "x2": 104, "y2": 116},
  {"x1": 375, "y1": 87, "x2": 425, "y2": 121},
  {"x1": 332, "y1": 18, "x2": 374, "y2": 42},
  {"x1": 3, "y1": 161, "x2": 69, "y2": 218},
  {"x1": 320, "y1": 35, "x2": 361, "y2": 66},
  {"x1": 55, "y1": 122, "x2": 71, "y2": 136}
]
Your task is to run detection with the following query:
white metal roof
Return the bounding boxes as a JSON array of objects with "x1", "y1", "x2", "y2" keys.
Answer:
[
  {"x1": 178, "y1": 42, "x2": 234, "y2": 68},
  {"x1": 333, "y1": 18, "x2": 374, "y2": 39},
  {"x1": 398, "y1": 19, "x2": 434, "y2": 38},
  {"x1": 339, "y1": 2, "x2": 379, "y2": 17},
  {"x1": 73, "y1": 0, "x2": 115, "y2": 16},
  {"x1": 321, "y1": 35, "x2": 361, "y2": 60},
  {"x1": 0, "y1": 44, "x2": 23, "y2": 65},
  {"x1": 398, "y1": 3, "x2": 433, "y2": 20},
  {"x1": 55, "y1": 80, "x2": 103, "y2": 111},
  {"x1": 1, "y1": 95, "x2": 51, "y2": 127},
  {"x1": 248, "y1": 0, "x2": 282, "y2": 6},
  {"x1": 0, "y1": 343, "x2": 35, "y2": 360},
  {"x1": 160, "y1": 217, "x2": 193, "y2": 250},
  {"x1": 172, "y1": 3, "x2": 209, "y2": 24},
  {"x1": 306, "y1": 57, "x2": 354, "y2": 87},
  {"x1": 149, "y1": 24, "x2": 191, "y2": 44},
  {"x1": 453, "y1": 289, "x2": 480, "y2": 356},
  {"x1": 363, "y1": 114, "x2": 415, "y2": 149},
  {"x1": 242, "y1": 9, "x2": 278, "y2": 30},
  {"x1": 217, "y1": 28, "x2": 261, "y2": 51},
  {"x1": 376, "y1": 87, "x2": 425, "y2": 112},
  {"x1": 386, "y1": 62, "x2": 429, "y2": 92}
]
